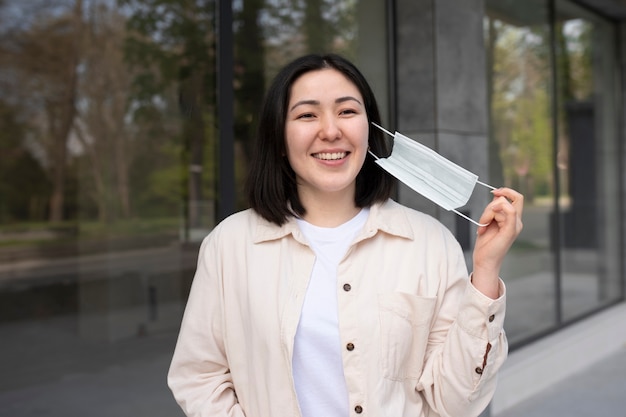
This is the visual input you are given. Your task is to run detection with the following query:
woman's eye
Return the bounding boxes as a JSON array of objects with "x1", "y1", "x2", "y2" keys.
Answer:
[
  {"x1": 297, "y1": 113, "x2": 315, "y2": 119},
  {"x1": 340, "y1": 108, "x2": 357, "y2": 116}
]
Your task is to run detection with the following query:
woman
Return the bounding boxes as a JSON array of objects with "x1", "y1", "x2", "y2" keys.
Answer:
[{"x1": 168, "y1": 54, "x2": 523, "y2": 417}]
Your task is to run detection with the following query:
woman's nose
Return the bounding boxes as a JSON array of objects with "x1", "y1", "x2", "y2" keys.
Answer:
[{"x1": 319, "y1": 116, "x2": 341, "y2": 141}]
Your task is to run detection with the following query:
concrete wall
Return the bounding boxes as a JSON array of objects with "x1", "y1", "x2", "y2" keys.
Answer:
[
  {"x1": 394, "y1": 0, "x2": 491, "y2": 241},
  {"x1": 605, "y1": 2, "x2": 626, "y2": 328}
]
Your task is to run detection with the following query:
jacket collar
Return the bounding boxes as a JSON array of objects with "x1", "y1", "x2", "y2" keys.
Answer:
[{"x1": 253, "y1": 199, "x2": 414, "y2": 244}]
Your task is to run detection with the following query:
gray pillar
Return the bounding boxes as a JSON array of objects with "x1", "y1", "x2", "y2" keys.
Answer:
[
  {"x1": 620, "y1": 21, "x2": 626, "y2": 298},
  {"x1": 394, "y1": 0, "x2": 491, "y2": 240}
]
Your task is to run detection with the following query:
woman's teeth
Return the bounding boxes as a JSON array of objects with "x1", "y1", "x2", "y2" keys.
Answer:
[{"x1": 314, "y1": 152, "x2": 347, "y2": 160}]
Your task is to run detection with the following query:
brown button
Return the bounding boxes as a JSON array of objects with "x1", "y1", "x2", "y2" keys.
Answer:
[
  {"x1": 488, "y1": 314, "x2": 495, "y2": 322},
  {"x1": 346, "y1": 343, "x2": 355, "y2": 351},
  {"x1": 475, "y1": 367, "x2": 483, "y2": 375},
  {"x1": 354, "y1": 405, "x2": 363, "y2": 413},
  {"x1": 343, "y1": 283, "x2": 352, "y2": 291}
]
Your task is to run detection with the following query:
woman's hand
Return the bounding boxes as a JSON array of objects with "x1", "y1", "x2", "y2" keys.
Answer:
[{"x1": 471, "y1": 187, "x2": 524, "y2": 299}]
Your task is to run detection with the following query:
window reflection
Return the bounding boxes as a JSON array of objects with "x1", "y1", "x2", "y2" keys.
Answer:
[
  {"x1": 485, "y1": 0, "x2": 558, "y2": 345},
  {"x1": 555, "y1": 0, "x2": 621, "y2": 320},
  {"x1": 0, "y1": 0, "x2": 388, "y2": 414},
  {"x1": 485, "y1": 0, "x2": 621, "y2": 346}
]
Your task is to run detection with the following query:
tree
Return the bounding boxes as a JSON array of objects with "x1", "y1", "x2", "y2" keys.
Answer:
[
  {"x1": 73, "y1": 4, "x2": 136, "y2": 222},
  {"x1": 120, "y1": 0, "x2": 218, "y2": 227},
  {"x1": 0, "y1": 100, "x2": 51, "y2": 222},
  {"x1": 234, "y1": 0, "x2": 265, "y2": 161},
  {"x1": 487, "y1": 19, "x2": 553, "y2": 201},
  {"x1": 0, "y1": 0, "x2": 84, "y2": 222}
]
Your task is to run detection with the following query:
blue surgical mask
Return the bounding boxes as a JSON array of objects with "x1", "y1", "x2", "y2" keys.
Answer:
[{"x1": 369, "y1": 123, "x2": 495, "y2": 226}]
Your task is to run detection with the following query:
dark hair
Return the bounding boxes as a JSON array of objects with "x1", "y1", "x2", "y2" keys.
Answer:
[{"x1": 245, "y1": 53, "x2": 395, "y2": 226}]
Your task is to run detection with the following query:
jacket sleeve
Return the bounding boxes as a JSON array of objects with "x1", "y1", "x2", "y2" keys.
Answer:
[
  {"x1": 167, "y1": 231, "x2": 245, "y2": 417},
  {"x1": 417, "y1": 229, "x2": 508, "y2": 417}
]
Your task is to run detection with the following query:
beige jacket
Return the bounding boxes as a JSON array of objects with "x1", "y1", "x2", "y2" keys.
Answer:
[{"x1": 168, "y1": 199, "x2": 507, "y2": 417}]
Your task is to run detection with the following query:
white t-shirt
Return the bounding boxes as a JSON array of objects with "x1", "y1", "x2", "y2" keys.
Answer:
[{"x1": 293, "y1": 208, "x2": 369, "y2": 417}]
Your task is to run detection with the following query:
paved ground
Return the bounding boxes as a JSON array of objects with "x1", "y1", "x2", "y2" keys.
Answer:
[
  {"x1": 0, "y1": 354, "x2": 183, "y2": 417},
  {"x1": 0, "y1": 320, "x2": 185, "y2": 417},
  {"x1": 0, "y1": 313, "x2": 624, "y2": 417},
  {"x1": 494, "y1": 346, "x2": 626, "y2": 417}
]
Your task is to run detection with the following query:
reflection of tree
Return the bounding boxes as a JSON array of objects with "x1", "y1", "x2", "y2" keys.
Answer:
[
  {"x1": 261, "y1": 0, "x2": 357, "y2": 72},
  {"x1": 121, "y1": 0, "x2": 217, "y2": 228},
  {"x1": 0, "y1": 0, "x2": 187, "y2": 224},
  {"x1": 0, "y1": 101, "x2": 51, "y2": 222},
  {"x1": 486, "y1": 15, "x2": 595, "y2": 204},
  {"x1": 0, "y1": 0, "x2": 364, "y2": 227},
  {"x1": 0, "y1": 0, "x2": 84, "y2": 222},
  {"x1": 235, "y1": 0, "x2": 265, "y2": 162},
  {"x1": 555, "y1": 19, "x2": 593, "y2": 198},
  {"x1": 304, "y1": 0, "x2": 330, "y2": 53},
  {"x1": 507, "y1": 88, "x2": 551, "y2": 200},
  {"x1": 557, "y1": 20, "x2": 592, "y2": 102},
  {"x1": 74, "y1": 4, "x2": 135, "y2": 222},
  {"x1": 486, "y1": 18, "x2": 552, "y2": 201}
]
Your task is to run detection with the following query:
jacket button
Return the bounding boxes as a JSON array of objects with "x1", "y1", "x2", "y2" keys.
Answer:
[
  {"x1": 488, "y1": 314, "x2": 495, "y2": 322},
  {"x1": 346, "y1": 343, "x2": 355, "y2": 351},
  {"x1": 475, "y1": 367, "x2": 483, "y2": 374},
  {"x1": 354, "y1": 405, "x2": 363, "y2": 413},
  {"x1": 343, "y1": 283, "x2": 352, "y2": 291}
]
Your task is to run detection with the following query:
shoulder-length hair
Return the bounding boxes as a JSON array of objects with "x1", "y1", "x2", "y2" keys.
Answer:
[{"x1": 245, "y1": 53, "x2": 395, "y2": 226}]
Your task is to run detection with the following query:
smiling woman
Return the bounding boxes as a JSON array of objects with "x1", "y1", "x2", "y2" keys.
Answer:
[
  {"x1": 284, "y1": 68, "x2": 370, "y2": 227},
  {"x1": 167, "y1": 53, "x2": 524, "y2": 417},
  {"x1": 245, "y1": 54, "x2": 395, "y2": 227}
]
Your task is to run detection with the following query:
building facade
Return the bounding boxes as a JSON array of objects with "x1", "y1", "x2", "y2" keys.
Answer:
[{"x1": 0, "y1": 0, "x2": 624, "y2": 415}]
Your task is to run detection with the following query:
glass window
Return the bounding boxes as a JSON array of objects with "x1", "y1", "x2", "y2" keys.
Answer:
[
  {"x1": 0, "y1": 0, "x2": 388, "y2": 414},
  {"x1": 485, "y1": 0, "x2": 558, "y2": 345},
  {"x1": 554, "y1": 0, "x2": 621, "y2": 320},
  {"x1": 485, "y1": 0, "x2": 622, "y2": 346},
  {"x1": 0, "y1": 1, "x2": 204, "y2": 415}
]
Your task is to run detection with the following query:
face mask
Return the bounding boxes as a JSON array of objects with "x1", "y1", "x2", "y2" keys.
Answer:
[{"x1": 369, "y1": 123, "x2": 495, "y2": 226}]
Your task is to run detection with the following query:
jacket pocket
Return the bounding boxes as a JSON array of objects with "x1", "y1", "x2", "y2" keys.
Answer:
[{"x1": 378, "y1": 292, "x2": 437, "y2": 381}]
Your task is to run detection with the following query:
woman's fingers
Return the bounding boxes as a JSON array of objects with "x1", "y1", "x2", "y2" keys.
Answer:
[
  {"x1": 476, "y1": 188, "x2": 524, "y2": 242},
  {"x1": 492, "y1": 188, "x2": 524, "y2": 220}
]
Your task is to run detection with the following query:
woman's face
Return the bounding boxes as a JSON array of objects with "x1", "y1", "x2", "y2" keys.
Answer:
[{"x1": 284, "y1": 68, "x2": 369, "y2": 201}]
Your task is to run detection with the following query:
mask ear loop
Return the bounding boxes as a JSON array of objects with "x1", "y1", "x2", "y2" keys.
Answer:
[
  {"x1": 371, "y1": 122, "x2": 394, "y2": 137},
  {"x1": 452, "y1": 209, "x2": 489, "y2": 227},
  {"x1": 477, "y1": 180, "x2": 496, "y2": 191},
  {"x1": 368, "y1": 148, "x2": 380, "y2": 160},
  {"x1": 369, "y1": 122, "x2": 393, "y2": 160}
]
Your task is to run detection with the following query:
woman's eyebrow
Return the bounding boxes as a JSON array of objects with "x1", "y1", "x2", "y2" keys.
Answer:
[
  {"x1": 289, "y1": 100, "x2": 319, "y2": 112},
  {"x1": 289, "y1": 96, "x2": 362, "y2": 112},
  {"x1": 336, "y1": 96, "x2": 362, "y2": 106}
]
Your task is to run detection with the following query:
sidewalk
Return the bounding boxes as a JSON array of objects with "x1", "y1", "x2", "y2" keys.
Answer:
[
  {"x1": 0, "y1": 313, "x2": 624, "y2": 416},
  {"x1": 0, "y1": 318, "x2": 185, "y2": 417},
  {"x1": 491, "y1": 302, "x2": 626, "y2": 417},
  {"x1": 494, "y1": 346, "x2": 626, "y2": 417}
]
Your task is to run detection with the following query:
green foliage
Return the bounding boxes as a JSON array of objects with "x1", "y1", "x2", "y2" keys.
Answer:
[
  {"x1": 134, "y1": 138, "x2": 185, "y2": 217},
  {"x1": 0, "y1": 217, "x2": 179, "y2": 248},
  {"x1": 1, "y1": 0, "x2": 368, "y2": 236},
  {"x1": 119, "y1": 0, "x2": 218, "y2": 229},
  {"x1": 0, "y1": 101, "x2": 52, "y2": 223},
  {"x1": 119, "y1": 0, "x2": 217, "y2": 109},
  {"x1": 488, "y1": 21, "x2": 553, "y2": 200}
]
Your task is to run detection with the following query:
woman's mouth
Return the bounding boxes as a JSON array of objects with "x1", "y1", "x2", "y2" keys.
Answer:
[{"x1": 313, "y1": 152, "x2": 348, "y2": 161}]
